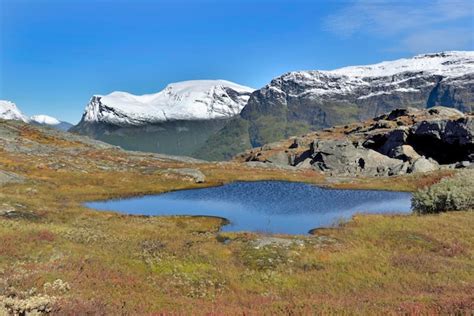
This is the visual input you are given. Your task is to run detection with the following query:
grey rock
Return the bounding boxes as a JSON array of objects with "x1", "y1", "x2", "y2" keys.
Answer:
[
  {"x1": 412, "y1": 117, "x2": 473, "y2": 146},
  {"x1": 455, "y1": 161, "x2": 471, "y2": 168},
  {"x1": 310, "y1": 139, "x2": 403, "y2": 176},
  {"x1": 389, "y1": 145, "x2": 421, "y2": 162},
  {"x1": 409, "y1": 157, "x2": 439, "y2": 173},
  {"x1": 382, "y1": 107, "x2": 422, "y2": 121},
  {"x1": 0, "y1": 170, "x2": 25, "y2": 186},
  {"x1": 266, "y1": 151, "x2": 290, "y2": 165},
  {"x1": 295, "y1": 158, "x2": 313, "y2": 169},
  {"x1": 427, "y1": 106, "x2": 465, "y2": 118},
  {"x1": 167, "y1": 168, "x2": 206, "y2": 183},
  {"x1": 388, "y1": 161, "x2": 410, "y2": 176},
  {"x1": 379, "y1": 127, "x2": 410, "y2": 155}
]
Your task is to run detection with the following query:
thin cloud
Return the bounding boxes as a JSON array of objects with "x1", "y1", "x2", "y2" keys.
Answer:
[
  {"x1": 400, "y1": 28, "x2": 474, "y2": 54},
  {"x1": 324, "y1": 0, "x2": 474, "y2": 52}
]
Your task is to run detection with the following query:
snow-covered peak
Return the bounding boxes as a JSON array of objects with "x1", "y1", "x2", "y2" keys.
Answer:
[
  {"x1": 268, "y1": 51, "x2": 474, "y2": 99},
  {"x1": 82, "y1": 80, "x2": 255, "y2": 125},
  {"x1": 0, "y1": 100, "x2": 29, "y2": 122},
  {"x1": 326, "y1": 51, "x2": 474, "y2": 78},
  {"x1": 30, "y1": 114, "x2": 61, "y2": 126}
]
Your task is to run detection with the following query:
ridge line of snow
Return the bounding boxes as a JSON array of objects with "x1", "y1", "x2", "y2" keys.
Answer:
[{"x1": 82, "y1": 79, "x2": 255, "y2": 125}]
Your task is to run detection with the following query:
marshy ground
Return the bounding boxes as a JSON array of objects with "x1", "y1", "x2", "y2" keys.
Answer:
[{"x1": 0, "y1": 121, "x2": 472, "y2": 314}]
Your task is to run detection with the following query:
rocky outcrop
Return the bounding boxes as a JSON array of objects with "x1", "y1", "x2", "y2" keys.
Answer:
[
  {"x1": 309, "y1": 139, "x2": 405, "y2": 176},
  {"x1": 236, "y1": 106, "x2": 473, "y2": 177}
]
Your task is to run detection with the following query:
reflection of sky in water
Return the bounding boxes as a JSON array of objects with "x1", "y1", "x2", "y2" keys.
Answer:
[{"x1": 86, "y1": 181, "x2": 412, "y2": 234}]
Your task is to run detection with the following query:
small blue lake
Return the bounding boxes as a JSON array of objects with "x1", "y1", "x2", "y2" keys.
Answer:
[{"x1": 85, "y1": 181, "x2": 412, "y2": 234}]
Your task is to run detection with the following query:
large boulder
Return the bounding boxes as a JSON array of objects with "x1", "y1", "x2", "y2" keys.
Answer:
[
  {"x1": 411, "y1": 117, "x2": 472, "y2": 145},
  {"x1": 310, "y1": 140, "x2": 404, "y2": 176},
  {"x1": 266, "y1": 151, "x2": 291, "y2": 165},
  {"x1": 379, "y1": 127, "x2": 410, "y2": 155},
  {"x1": 389, "y1": 145, "x2": 421, "y2": 162},
  {"x1": 408, "y1": 157, "x2": 439, "y2": 173}
]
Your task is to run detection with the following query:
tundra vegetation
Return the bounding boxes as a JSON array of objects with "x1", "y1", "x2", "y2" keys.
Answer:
[
  {"x1": 412, "y1": 169, "x2": 474, "y2": 214},
  {"x1": 0, "y1": 120, "x2": 472, "y2": 314}
]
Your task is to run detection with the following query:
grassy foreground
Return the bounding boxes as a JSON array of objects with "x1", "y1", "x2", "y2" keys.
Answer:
[{"x1": 0, "y1": 122, "x2": 473, "y2": 314}]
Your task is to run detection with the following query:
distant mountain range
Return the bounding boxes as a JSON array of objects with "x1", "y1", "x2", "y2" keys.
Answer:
[
  {"x1": 3, "y1": 51, "x2": 473, "y2": 160},
  {"x1": 70, "y1": 80, "x2": 254, "y2": 156},
  {"x1": 0, "y1": 101, "x2": 73, "y2": 131}
]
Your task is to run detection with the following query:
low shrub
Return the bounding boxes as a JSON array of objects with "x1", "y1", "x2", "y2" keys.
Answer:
[{"x1": 412, "y1": 169, "x2": 474, "y2": 214}]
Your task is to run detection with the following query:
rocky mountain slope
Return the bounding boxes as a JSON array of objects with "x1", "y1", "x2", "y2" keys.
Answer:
[
  {"x1": 0, "y1": 100, "x2": 73, "y2": 131},
  {"x1": 198, "y1": 51, "x2": 474, "y2": 160},
  {"x1": 71, "y1": 80, "x2": 254, "y2": 156},
  {"x1": 0, "y1": 100, "x2": 29, "y2": 122},
  {"x1": 236, "y1": 106, "x2": 473, "y2": 177}
]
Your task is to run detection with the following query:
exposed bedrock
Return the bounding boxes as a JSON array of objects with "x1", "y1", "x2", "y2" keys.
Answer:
[{"x1": 237, "y1": 107, "x2": 473, "y2": 176}]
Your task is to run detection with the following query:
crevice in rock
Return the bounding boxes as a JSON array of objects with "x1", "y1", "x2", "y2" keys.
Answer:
[
  {"x1": 406, "y1": 134, "x2": 471, "y2": 164},
  {"x1": 426, "y1": 76, "x2": 443, "y2": 108}
]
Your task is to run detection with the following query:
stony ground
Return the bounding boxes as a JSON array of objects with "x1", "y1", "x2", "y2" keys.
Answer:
[
  {"x1": 0, "y1": 120, "x2": 473, "y2": 314},
  {"x1": 237, "y1": 107, "x2": 473, "y2": 177}
]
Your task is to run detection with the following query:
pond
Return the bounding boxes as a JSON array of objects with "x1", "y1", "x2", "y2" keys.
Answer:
[{"x1": 85, "y1": 181, "x2": 412, "y2": 234}]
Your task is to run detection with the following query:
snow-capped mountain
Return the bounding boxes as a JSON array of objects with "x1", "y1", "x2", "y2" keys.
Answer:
[
  {"x1": 0, "y1": 100, "x2": 72, "y2": 131},
  {"x1": 30, "y1": 114, "x2": 73, "y2": 131},
  {"x1": 80, "y1": 80, "x2": 255, "y2": 126},
  {"x1": 201, "y1": 51, "x2": 474, "y2": 159},
  {"x1": 251, "y1": 51, "x2": 473, "y2": 103},
  {"x1": 30, "y1": 114, "x2": 61, "y2": 125},
  {"x1": 0, "y1": 100, "x2": 30, "y2": 122},
  {"x1": 242, "y1": 51, "x2": 473, "y2": 121},
  {"x1": 71, "y1": 80, "x2": 255, "y2": 157}
]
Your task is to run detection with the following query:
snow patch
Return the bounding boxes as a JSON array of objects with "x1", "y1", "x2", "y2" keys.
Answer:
[{"x1": 30, "y1": 115, "x2": 61, "y2": 125}]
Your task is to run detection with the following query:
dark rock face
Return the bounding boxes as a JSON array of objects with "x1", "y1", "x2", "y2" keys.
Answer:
[
  {"x1": 237, "y1": 107, "x2": 474, "y2": 177},
  {"x1": 408, "y1": 117, "x2": 473, "y2": 164}
]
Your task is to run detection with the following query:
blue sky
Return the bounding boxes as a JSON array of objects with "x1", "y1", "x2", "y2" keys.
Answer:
[{"x1": 1, "y1": 0, "x2": 473, "y2": 123}]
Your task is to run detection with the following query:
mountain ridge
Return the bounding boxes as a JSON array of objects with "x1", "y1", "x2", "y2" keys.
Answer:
[
  {"x1": 197, "y1": 51, "x2": 474, "y2": 160},
  {"x1": 79, "y1": 80, "x2": 255, "y2": 125}
]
